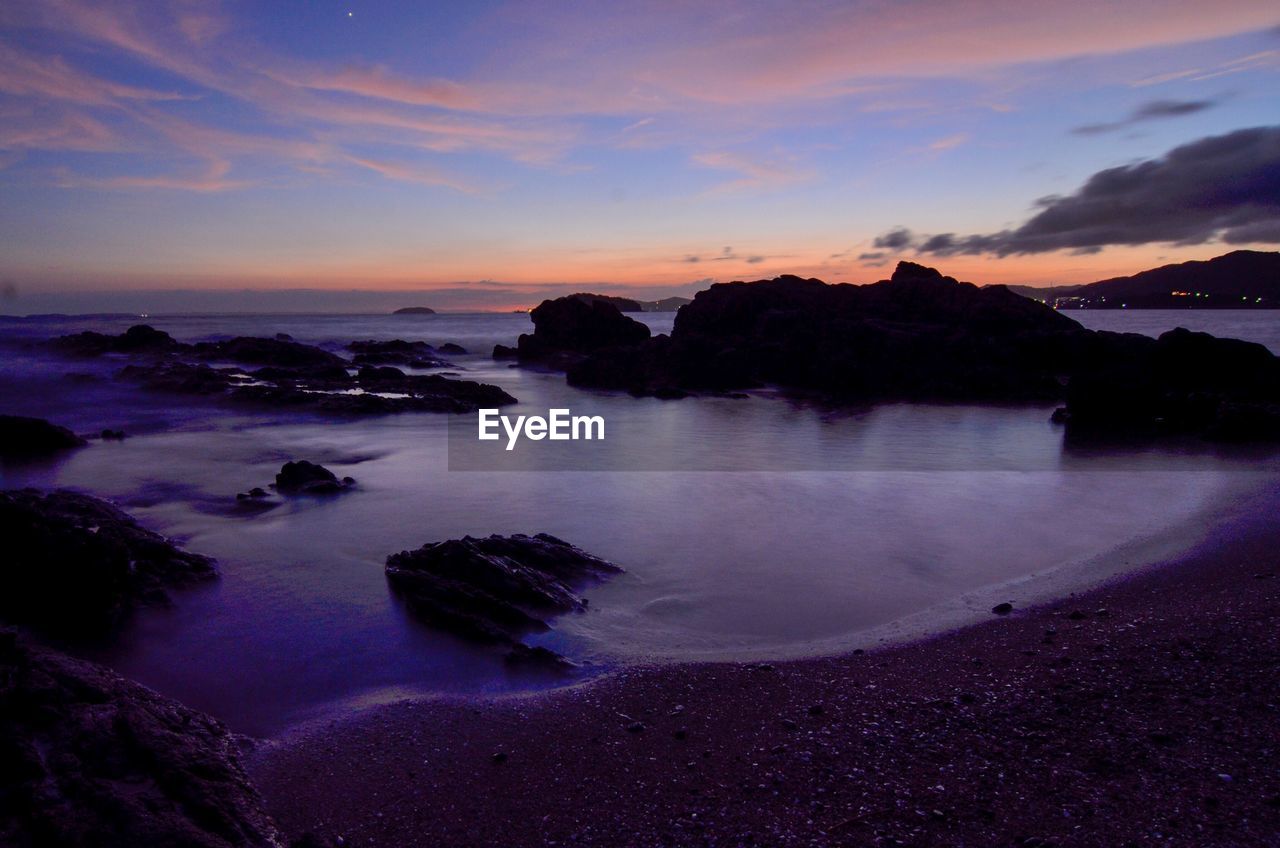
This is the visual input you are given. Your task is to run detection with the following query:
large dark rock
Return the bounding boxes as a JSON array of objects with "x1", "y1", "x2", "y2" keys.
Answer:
[
  {"x1": 565, "y1": 292, "x2": 644, "y2": 312},
  {"x1": 0, "y1": 489, "x2": 218, "y2": 638},
  {"x1": 193, "y1": 337, "x2": 346, "y2": 370},
  {"x1": 273, "y1": 461, "x2": 354, "y2": 496},
  {"x1": 0, "y1": 632, "x2": 286, "y2": 848},
  {"x1": 50, "y1": 324, "x2": 187, "y2": 357},
  {"x1": 0, "y1": 415, "x2": 88, "y2": 460},
  {"x1": 556, "y1": 262, "x2": 1280, "y2": 440},
  {"x1": 514, "y1": 296, "x2": 651, "y2": 361},
  {"x1": 347, "y1": 339, "x2": 449, "y2": 368},
  {"x1": 1059, "y1": 327, "x2": 1280, "y2": 440},
  {"x1": 385, "y1": 534, "x2": 622, "y2": 649}
]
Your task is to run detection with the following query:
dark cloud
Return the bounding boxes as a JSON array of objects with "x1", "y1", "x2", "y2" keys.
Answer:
[
  {"x1": 857, "y1": 251, "x2": 884, "y2": 261},
  {"x1": 1071, "y1": 98, "x2": 1219, "y2": 135},
  {"x1": 877, "y1": 126, "x2": 1280, "y2": 256},
  {"x1": 681, "y1": 246, "x2": 766, "y2": 264},
  {"x1": 873, "y1": 227, "x2": 913, "y2": 249}
]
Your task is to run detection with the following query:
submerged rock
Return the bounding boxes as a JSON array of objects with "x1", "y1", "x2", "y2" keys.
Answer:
[
  {"x1": 0, "y1": 632, "x2": 286, "y2": 848},
  {"x1": 385, "y1": 533, "x2": 622, "y2": 650},
  {"x1": 273, "y1": 461, "x2": 355, "y2": 496},
  {"x1": 0, "y1": 415, "x2": 87, "y2": 460},
  {"x1": 0, "y1": 489, "x2": 218, "y2": 638}
]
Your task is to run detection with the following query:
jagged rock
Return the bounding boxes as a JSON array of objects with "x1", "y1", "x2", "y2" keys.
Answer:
[
  {"x1": 0, "y1": 489, "x2": 218, "y2": 637},
  {"x1": 439, "y1": 342, "x2": 467, "y2": 355},
  {"x1": 0, "y1": 415, "x2": 88, "y2": 460},
  {"x1": 118, "y1": 362, "x2": 240, "y2": 395},
  {"x1": 0, "y1": 631, "x2": 286, "y2": 848},
  {"x1": 385, "y1": 534, "x2": 622, "y2": 649},
  {"x1": 493, "y1": 344, "x2": 519, "y2": 359},
  {"x1": 273, "y1": 461, "x2": 355, "y2": 496}
]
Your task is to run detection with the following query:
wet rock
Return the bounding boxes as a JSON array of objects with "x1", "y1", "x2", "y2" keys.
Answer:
[
  {"x1": 274, "y1": 461, "x2": 355, "y2": 496},
  {"x1": 0, "y1": 489, "x2": 218, "y2": 638},
  {"x1": 992, "y1": 602, "x2": 1014, "y2": 615},
  {"x1": 100, "y1": 428, "x2": 127, "y2": 440},
  {"x1": 626, "y1": 722, "x2": 646, "y2": 734},
  {"x1": 385, "y1": 533, "x2": 622, "y2": 650},
  {"x1": 0, "y1": 415, "x2": 87, "y2": 460},
  {"x1": 118, "y1": 361, "x2": 239, "y2": 395},
  {"x1": 493, "y1": 344, "x2": 519, "y2": 359},
  {"x1": 0, "y1": 632, "x2": 285, "y2": 847},
  {"x1": 439, "y1": 342, "x2": 467, "y2": 355},
  {"x1": 236, "y1": 487, "x2": 269, "y2": 501}
]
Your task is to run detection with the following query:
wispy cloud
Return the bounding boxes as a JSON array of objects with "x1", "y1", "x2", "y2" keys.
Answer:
[
  {"x1": 691, "y1": 151, "x2": 812, "y2": 194},
  {"x1": 1071, "y1": 98, "x2": 1220, "y2": 135}
]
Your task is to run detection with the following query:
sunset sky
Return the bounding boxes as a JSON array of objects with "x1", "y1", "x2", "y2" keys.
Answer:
[{"x1": 1, "y1": 1, "x2": 1278, "y2": 311}]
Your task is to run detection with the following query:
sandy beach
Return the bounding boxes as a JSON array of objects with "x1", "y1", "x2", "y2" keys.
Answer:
[{"x1": 251, "y1": 491, "x2": 1280, "y2": 847}]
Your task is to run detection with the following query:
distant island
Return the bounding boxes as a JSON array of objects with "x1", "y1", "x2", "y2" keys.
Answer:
[
  {"x1": 1007, "y1": 250, "x2": 1279, "y2": 309},
  {"x1": 642, "y1": 296, "x2": 693, "y2": 312},
  {"x1": 563, "y1": 293, "x2": 692, "y2": 313},
  {"x1": 392, "y1": 306, "x2": 436, "y2": 315}
]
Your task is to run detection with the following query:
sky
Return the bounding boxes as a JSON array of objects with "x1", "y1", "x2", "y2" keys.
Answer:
[{"x1": 0, "y1": 0, "x2": 1278, "y2": 312}]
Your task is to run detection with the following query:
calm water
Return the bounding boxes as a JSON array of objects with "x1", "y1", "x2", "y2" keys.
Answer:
[{"x1": 1, "y1": 309, "x2": 1278, "y2": 735}]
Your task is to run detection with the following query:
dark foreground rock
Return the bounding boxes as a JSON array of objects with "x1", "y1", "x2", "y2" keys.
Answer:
[
  {"x1": 385, "y1": 534, "x2": 622, "y2": 657},
  {"x1": 0, "y1": 415, "x2": 88, "y2": 460},
  {"x1": 273, "y1": 461, "x2": 355, "y2": 496},
  {"x1": 0, "y1": 489, "x2": 218, "y2": 637},
  {"x1": 0, "y1": 632, "x2": 286, "y2": 848},
  {"x1": 193, "y1": 337, "x2": 347, "y2": 371}
]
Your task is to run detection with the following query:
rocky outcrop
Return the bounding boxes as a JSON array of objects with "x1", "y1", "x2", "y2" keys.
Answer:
[
  {"x1": 50, "y1": 324, "x2": 187, "y2": 357},
  {"x1": 193, "y1": 337, "x2": 347, "y2": 371},
  {"x1": 273, "y1": 461, "x2": 355, "y2": 496},
  {"x1": 392, "y1": 306, "x2": 435, "y2": 315},
  {"x1": 546, "y1": 262, "x2": 1280, "y2": 440},
  {"x1": 0, "y1": 415, "x2": 88, "y2": 460},
  {"x1": 566, "y1": 293, "x2": 644, "y2": 312},
  {"x1": 118, "y1": 361, "x2": 516, "y2": 414},
  {"x1": 385, "y1": 534, "x2": 622, "y2": 662},
  {"x1": 0, "y1": 631, "x2": 286, "y2": 848},
  {"x1": 1057, "y1": 327, "x2": 1280, "y2": 440},
  {"x1": 346, "y1": 339, "x2": 450, "y2": 368},
  {"x1": 511, "y1": 296, "x2": 651, "y2": 363},
  {"x1": 0, "y1": 489, "x2": 218, "y2": 638}
]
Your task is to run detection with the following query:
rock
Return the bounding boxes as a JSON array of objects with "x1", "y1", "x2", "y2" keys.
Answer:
[
  {"x1": 491, "y1": 751, "x2": 508, "y2": 764},
  {"x1": 0, "y1": 632, "x2": 285, "y2": 847},
  {"x1": 626, "y1": 721, "x2": 646, "y2": 733},
  {"x1": 274, "y1": 461, "x2": 354, "y2": 496},
  {"x1": 0, "y1": 415, "x2": 88, "y2": 459},
  {"x1": 493, "y1": 344, "x2": 519, "y2": 359},
  {"x1": 504, "y1": 643, "x2": 579, "y2": 673},
  {"x1": 393, "y1": 306, "x2": 436, "y2": 315},
  {"x1": 236, "y1": 487, "x2": 269, "y2": 501},
  {"x1": 515, "y1": 295, "x2": 651, "y2": 360},
  {"x1": 439, "y1": 342, "x2": 467, "y2": 355},
  {"x1": 347, "y1": 339, "x2": 449, "y2": 368},
  {"x1": 275, "y1": 333, "x2": 294, "y2": 341},
  {"x1": 118, "y1": 362, "x2": 241, "y2": 395},
  {"x1": 385, "y1": 533, "x2": 622, "y2": 652},
  {"x1": 193, "y1": 337, "x2": 346, "y2": 370},
  {"x1": 50, "y1": 324, "x2": 187, "y2": 357},
  {"x1": 0, "y1": 489, "x2": 217, "y2": 637},
  {"x1": 1068, "y1": 610, "x2": 1088, "y2": 621},
  {"x1": 992, "y1": 602, "x2": 1014, "y2": 615},
  {"x1": 100, "y1": 428, "x2": 127, "y2": 440},
  {"x1": 565, "y1": 293, "x2": 644, "y2": 312}
]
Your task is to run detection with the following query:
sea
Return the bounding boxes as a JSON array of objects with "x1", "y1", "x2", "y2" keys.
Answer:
[{"x1": 1, "y1": 309, "x2": 1278, "y2": 735}]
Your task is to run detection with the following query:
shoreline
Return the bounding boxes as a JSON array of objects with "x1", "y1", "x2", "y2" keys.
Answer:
[{"x1": 251, "y1": 480, "x2": 1280, "y2": 846}]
